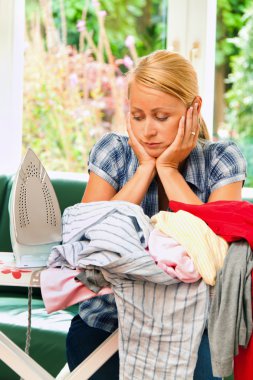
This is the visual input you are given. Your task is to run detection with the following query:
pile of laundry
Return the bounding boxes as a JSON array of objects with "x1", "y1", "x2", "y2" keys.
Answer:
[{"x1": 42, "y1": 200, "x2": 253, "y2": 379}]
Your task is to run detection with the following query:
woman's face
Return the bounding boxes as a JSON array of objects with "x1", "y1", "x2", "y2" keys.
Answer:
[{"x1": 129, "y1": 81, "x2": 187, "y2": 157}]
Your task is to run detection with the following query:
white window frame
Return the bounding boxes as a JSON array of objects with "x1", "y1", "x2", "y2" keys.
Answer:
[
  {"x1": 0, "y1": 0, "x2": 25, "y2": 174},
  {"x1": 167, "y1": 0, "x2": 217, "y2": 137}
]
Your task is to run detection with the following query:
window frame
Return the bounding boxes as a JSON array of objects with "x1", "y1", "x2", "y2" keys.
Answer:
[
  {"x1": 0, "y1": 0, "x2": 25, "y2": 174},
  {"x1": 167, "y1": 0, "x2": 217, "y2": 136}
]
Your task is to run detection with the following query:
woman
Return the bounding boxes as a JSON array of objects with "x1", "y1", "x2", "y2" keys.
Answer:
[{"x1": 66, "y1": 50, "x2": 246, "y2": 379}]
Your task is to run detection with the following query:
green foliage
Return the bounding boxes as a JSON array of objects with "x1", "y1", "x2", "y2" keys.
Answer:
[
  {"x1": 226, "y1": 6, "x2": 253, "y2": 140},
  {"x1": 238, "y1": 138, "x2": 253, "y2": 187},
  {"x1": 223, "y1": 5, "x2": 253, "y2": 186},
  {"x1": 216, "y1": 0, "x2": 251, "y2": 67},
  {"x1": 51, "y1": 0, "x2": 166, "y2": 57}
]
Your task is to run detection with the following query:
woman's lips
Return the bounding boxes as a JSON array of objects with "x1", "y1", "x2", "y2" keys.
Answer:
[{"x1": 144, "y1": 142, "x2": 162, "y2": 149}]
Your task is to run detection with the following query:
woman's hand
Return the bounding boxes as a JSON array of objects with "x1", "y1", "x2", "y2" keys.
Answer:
[
  {"x1": 127, "y1": 115, "x2": 156, "y2": 169},
  {"x1": 156, "y1": 103, "x2": 199, "y2": 170}
]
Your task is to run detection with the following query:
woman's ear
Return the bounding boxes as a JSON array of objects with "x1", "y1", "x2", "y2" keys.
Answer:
[{"x1": 193, "y1": 96, "x2": 202, "y2": 113}]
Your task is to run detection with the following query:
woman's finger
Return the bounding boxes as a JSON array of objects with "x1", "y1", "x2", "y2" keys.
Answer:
[
  {"x1": 127, "y1": 114, "x2": 151, "y2": 161},
  {"x1": 172, "y1": 115, "x2": 185, "y2": 147},
  {"x1": 190, "y1": 103, "x2": 200, "y2": 146},
  {"x1": 193, "y1": 117, "x2": 200, "y2": 145},
  {"x1": 184, "y1": 106, "x2": 193, "y2": 139},
  {"x1": 191, "y1": 103, "x2": 199, "y2": 138}
]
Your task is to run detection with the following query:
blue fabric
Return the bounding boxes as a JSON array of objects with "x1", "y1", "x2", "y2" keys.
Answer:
[
  {"x1": 79, "y1": 293, "x2": 118, "y2": 333},
  {"x1": 194, "y1": 329, "x2": 221, "y2": 380},
  {"x1": 66, "y1": 314, "x2": 119, "y2": 379},
  {"x1": 88, "y1": 133, "x2": 246, "y2": 213}
]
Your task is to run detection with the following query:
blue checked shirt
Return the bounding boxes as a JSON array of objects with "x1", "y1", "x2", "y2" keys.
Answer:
[{"x1": 79, "y1": 132, "x2": 246, "y2": 332}]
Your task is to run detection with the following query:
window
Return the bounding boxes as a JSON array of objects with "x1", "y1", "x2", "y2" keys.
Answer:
[
  {"x1": 23, "y1": 0, "x2": 168, "y2": 172},
  {"x1": 214, "y1": 0, "x2": 253, "y2": 188},
  {"x1": 2, "y1": 1, "x2": 234, "y2": 180}
]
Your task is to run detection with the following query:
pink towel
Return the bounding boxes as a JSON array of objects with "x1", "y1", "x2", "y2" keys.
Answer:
[
  {"x1": 148, "y1": 229, "x2": 201, "y2": 283},
  {"x1": 40, "y1": 268, "x2": 112, "y2": 313}
]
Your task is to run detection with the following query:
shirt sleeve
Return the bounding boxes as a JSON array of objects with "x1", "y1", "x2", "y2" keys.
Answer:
[
  {"x1": 209, "y1": 141, "x2": 247, "y2": 191},
  {"x1": 88, "y1": 133, "x2": 127, "y2": 191}
]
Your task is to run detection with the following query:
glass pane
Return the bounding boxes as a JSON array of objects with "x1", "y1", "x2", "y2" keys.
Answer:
[
  {"x1": 215, "y1": 0, "x2": 253, "y2": 189},
  {"x1": 23, "y1": 0, "x2": 168, "y2": 172}
]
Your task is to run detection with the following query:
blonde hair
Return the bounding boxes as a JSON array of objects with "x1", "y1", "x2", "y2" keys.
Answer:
[{"x1": 127, "y1": 50, "x2": 210, "y2": 140}]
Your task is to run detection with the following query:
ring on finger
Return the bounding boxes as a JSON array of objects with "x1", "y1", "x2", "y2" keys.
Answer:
[{"x1": 191, "y1": 131, "x2": 196, "y2": 136}]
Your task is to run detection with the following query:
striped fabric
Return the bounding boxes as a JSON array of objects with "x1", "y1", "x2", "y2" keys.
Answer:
[
  {"x1": 48, "y1": 201, "x2": 210, "y2": 379},
  {"x1": 151, "y1": 210, "x2": 228, "y2": 286},
  {"x1": 103, "y1": 266, "x2": 209, "y2": 380},
  {"x1": 49, "y1": 201, "x2": 152, "y2": 268}
]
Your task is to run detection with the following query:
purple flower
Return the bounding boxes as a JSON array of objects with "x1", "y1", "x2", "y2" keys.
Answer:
[
  {"x1": 76, "y1": 20, "x2": 85, "y2": 32},
  {"x1": 125, "y1": 35, "x2": 135, "y2": 48}
]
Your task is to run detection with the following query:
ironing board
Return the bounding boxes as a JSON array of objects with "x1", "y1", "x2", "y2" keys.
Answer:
[
  {"x1": 0, "y1": 251, "x2": 119, "y2": 379},
  {"x1": 1, "y1": 149, "x2": 120, "y2": 378},
  {"x1": 0, "y1": 329, "x2": 118, "y2": 380}
]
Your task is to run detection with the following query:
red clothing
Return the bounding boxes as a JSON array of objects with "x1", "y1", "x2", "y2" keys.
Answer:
[
  {"x1": 169, "y1": 200, "x2": 253, "y2": 379},
  {"x1": 234, "y1": 272, "x2": 253, "y2": 380},
  {"x1": 169, "y1": 200, "x2": 253, "y2": 249}
]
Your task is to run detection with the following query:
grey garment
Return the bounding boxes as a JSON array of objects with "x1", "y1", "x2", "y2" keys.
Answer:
[
  {"x1": 76, "y1": 268, "x2": 110, "y2": 293},
  {"x1": 208, "y1": 241, "x2": 253, "y2": 378}
]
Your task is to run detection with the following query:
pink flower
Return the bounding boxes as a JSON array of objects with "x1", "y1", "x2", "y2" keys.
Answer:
[
  {"x1": 76, "y1": 20, "x2": 85, "y2": 32},
  {"x1": 116, "y1": 76, "x2": 125, "y2": 87},
  {"x1": 125, "y1": 35, "x2": 135, "y2": 48},
  {"x1": 99, "y1": 10, "x2": 107, "y2": 18},
  {"x1": 92, "y1": 0, "x2": 100, "y2": 8},
  {"x1": 123, "y1": 55, "x2": 134, "y2": 69}
]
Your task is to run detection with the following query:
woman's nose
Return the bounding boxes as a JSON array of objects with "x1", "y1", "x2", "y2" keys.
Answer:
[{"x1": 143, "y1": 119, "x2": 157, "y2": 137}]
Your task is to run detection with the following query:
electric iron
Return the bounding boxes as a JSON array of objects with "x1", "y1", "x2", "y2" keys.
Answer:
[{"x1": 9, "y1": 148, "x2": 62, "y2": 267}]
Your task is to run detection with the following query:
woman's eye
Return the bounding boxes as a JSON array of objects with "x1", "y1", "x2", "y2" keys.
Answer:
[
  {"x1": 155, "y1": 115, "x2": 168, "y2": 121},
  {"x1": 132, "y1": 115, "x2": 143, "y2": 121}
]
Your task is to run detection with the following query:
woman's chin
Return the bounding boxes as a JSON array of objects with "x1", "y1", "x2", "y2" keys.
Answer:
[{"x1": 146, "y1": 147, "x2": 166, "y2": 158}]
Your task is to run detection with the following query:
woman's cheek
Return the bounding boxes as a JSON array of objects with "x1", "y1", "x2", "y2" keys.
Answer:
[
  {"x1": 166, "y1": 122, "x2": 179, "y2": 142},
  {"x1": 131, "y1": 123, "x2": 141, "y2": 140}
]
